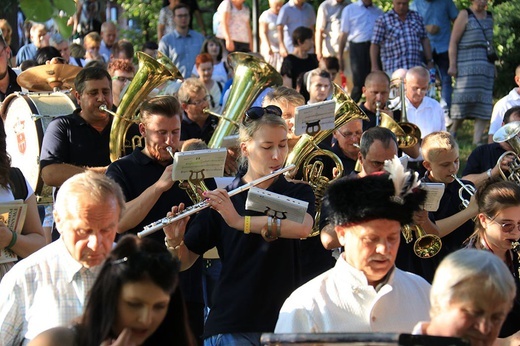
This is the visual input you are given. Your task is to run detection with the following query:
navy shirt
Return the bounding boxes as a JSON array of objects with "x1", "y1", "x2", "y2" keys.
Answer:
[
  {"x1": 180, "y1": 112, "x2": 219, "y2": 144},
  {"x1": 462, "y1": 142, "x2": 505, "y2": 176},
  {"x1": 0, "y1": 67, "x2": 21, "y2": 102}
]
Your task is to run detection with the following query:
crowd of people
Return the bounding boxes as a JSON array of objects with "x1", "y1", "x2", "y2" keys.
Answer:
[{"x1": 0, "y1": 0, "x2": 519, "y2": 345}]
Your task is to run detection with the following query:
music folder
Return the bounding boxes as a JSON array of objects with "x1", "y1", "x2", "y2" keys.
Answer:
[
  {"x1": 245, "y1": 187, "x2": 308, "y2": 223},
  {"x1": 294, "y1": 100, "x2": 336, "y2": 136},
  {"x1": 420, "y1": 182, "x2": 445, "y2": 212},
  {"x1": 171, "y1": 148, "x2": 227, "y2": 181}
]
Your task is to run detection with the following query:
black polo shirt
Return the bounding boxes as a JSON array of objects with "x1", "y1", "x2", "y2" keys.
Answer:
[
  {"x1": 462, "y1": 142, "x2": 505, "y2": 176},
  {"x1": 0, "y1": 67, "x2": 21, "y2": 102},
  {"x1": 180, "y1": 112, "x2": 219, "y2": 144},
  {"x1": 331, "y1": 142, "x2": 358, "y2": 176}
]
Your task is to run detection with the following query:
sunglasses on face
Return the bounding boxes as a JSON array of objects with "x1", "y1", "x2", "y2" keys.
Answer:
[
  {"x1": 244, "y1": 105, "x2": 283, "y2": 123},
  {"x1": 487, "y1": 215, "x2": 520, "y2": 233}
]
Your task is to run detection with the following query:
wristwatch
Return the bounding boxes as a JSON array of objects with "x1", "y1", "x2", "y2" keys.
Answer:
[{"x1": 486, "y1": 168, "x2": 492, "y2": 179}]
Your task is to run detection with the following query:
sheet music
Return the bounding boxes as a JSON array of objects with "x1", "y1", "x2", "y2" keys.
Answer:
[
  {"x1": 172, "y1": 148, "x2": 227, "y2": 181},
  {"x1": 421, "y1": 183, "x2": 445, "y2": 212},
  {"x1": 294, "y1": 100, "x2": 336, "y2": 136},
  {"x1": 0, "y1": 200, "x2": 27, "y2": 264},
  {"x1": 245, "y1": 187, "x2": 308, "y2": 223}
]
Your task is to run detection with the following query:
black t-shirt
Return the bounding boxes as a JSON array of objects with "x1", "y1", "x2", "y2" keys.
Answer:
[
  {"x1": 331, "y1": 142, "x2": 357, "y2": 176},
  {"x1": 462, "y1": 142, "x2": 505, "y2": 176},
  {"x1": 184, "y1": 174, "x2": 315, "y2": 337},
  {"x1": 180, "y1": 112, "x2": 219, "y2": 144},
  {"x1": 0, "y1": 67, "x2": 22, "y2": 102},
  {"x1": 280, "y1": 53, "x2": 318, "y2": 89}
]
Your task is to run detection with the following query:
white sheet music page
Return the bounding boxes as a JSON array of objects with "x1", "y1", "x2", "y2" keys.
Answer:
[
  {"x1": 294, "y1": 100, "x2": 336, "y2": 136},
  {"x1": 245, "y1": 187, "x2": 308, "y2": 223},
  {"x1": 172, "y1": 148, "x2": 227, "y2": 181},
  {"x1": 421, "y1": 183, "x2": 445, "y2": 212}
]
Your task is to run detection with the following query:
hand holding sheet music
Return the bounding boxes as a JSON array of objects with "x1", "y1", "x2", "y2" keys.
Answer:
[{"x1": 171, "y1": 148, "x2": 227, "y2": 181}]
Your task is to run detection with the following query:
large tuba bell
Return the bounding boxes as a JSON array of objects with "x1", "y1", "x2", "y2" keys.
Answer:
[
  {"x1": 382, "y1": 78, "x2": 421, "y2": 148},
  {"x1": 493, "y1": 121, "x2": 520, "y2": 184},
  {"x1": 286, "y1": 84, "x2": 369, "y2": 236},
  {"x1": 207, "y1": 52, "x2": 283, "y2": 149},
  {"x1": 107, "y1": 51, "x2": 183, "y2": 161}
]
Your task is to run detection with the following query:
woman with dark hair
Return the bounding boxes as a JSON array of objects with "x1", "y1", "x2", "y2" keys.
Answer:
[
  {"x1": 29, "y1": 235, "x2": 195, "y2": 346},
  {"x1": 464, "y1": 179, "x2": 520, "y2": 338},
  {"x1": 0, "y1": 117, "x2": 45, "y2": 280},
  {"x1": 192, "y1": 36, "x2": 230, "y2": 84},
  {"x1": 163, "y1": 106, "x2": 315, "y2": 345},
  {"x1": 280, "y1": 26, "x2": 318, "y2": 89}
]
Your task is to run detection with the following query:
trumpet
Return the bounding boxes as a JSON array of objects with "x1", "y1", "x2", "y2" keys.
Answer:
[
  {"x1": 375, "y1": 100, "x2": 381, "y2": 127},
  {"x1": 451, "y1": 174, "x2": 476, "y2": 208},
  {"x1": 137, "y1": 165, "x2": 296, "y2": 238},
  {"x1": 402, "y1": 224, "x2": 442, "y2": 258}
]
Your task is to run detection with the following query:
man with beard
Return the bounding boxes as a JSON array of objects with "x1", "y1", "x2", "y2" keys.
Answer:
[
  {"x1": 106, "y1": 95, "x2": 214, "y2": 344},
  {"x1": 0, "y1": 32, "x2": 21, "y2": 102}
]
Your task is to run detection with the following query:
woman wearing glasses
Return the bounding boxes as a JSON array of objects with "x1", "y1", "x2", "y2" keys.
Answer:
[
  {"x1": 464, "y1": 179, "x2": 520, "y2": 338},
  {"x1": 163, "y1": 105, "x2": 315, "y2": 346}
]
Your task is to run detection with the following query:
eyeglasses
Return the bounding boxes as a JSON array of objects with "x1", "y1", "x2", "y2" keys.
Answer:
[
  {"x1": 111, "y1": 76, "x2": 134, "y2": 83},
  {"x1": 187, "y1": 94, "x2": 211, "y2": 106},
  {"x1": 487, "y1": 215, "x2": 520, "y2": 233},
  {"x1": 337, "y1": 130, "x2": 363, "y2": 139},
  {"x1": 244, "y1": 106, "x2": 283, "y2": 123}
]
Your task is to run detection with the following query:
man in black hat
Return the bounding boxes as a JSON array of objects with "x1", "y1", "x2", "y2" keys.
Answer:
[{"x1": 275, "y1": 158, "x2": 431, "y2": 333}]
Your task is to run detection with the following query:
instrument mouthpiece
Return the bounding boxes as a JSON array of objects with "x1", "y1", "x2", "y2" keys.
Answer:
[{"x1": 166, "y1": 146, "x2": 175, "y2": 159}]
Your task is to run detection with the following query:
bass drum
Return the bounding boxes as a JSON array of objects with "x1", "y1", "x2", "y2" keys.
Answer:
[{"x1": 0, "y1": 92, "x2": 77, "y2": 204}]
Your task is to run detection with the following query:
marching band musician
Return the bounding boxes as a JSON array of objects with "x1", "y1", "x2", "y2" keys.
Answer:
[
  {"x1": 0, "y1": 31, "x2": 20, "y2": 102},
  {"x1": 331, "y1": 118, "x2": 363, "y2": 176},
  {"x1": 39, "y1": 67, "x2": 139, "y2": 239},
  {"x1": 105, "y1": 95, "x2": 215, "y2": 344},
  {"x1": 462, "y1": 106, "x2": 520, "y2": 188},
  {"x1": 162, "y1": 106, "x2": 315, "y2": 346},
  {"x1": 463, "y1": 179, "x2": 520, "y2": 338},
  {"x1": 275, "y1": 159, "x2": 431, "y2": 333}
]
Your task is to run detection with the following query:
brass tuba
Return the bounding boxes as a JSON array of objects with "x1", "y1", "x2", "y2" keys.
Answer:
[
  {"x1": 107, "y1": 51, "x2": 183, "y2": 161},
  {"x1": 382, "y1": 78, "x2": 421, "y2": 148},
  {"x1": 493, "y1": 121, "x2": 520, "y2": 184},
  {"x1": 207, "y1": 52, "x2": 283, "y2": 149},
  {"x1": 286, "y1": 84, "x2": 369, "y2": 236}
]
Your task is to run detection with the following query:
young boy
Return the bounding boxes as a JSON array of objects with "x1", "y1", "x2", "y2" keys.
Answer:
[{"x1": 421, "y1": 131, "x2": 478, "y2": 257}]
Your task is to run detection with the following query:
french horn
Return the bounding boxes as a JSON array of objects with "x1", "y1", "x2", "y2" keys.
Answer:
[
  {"x1": 493, "y1": 121, "x2": 520, "y2": 184},
  {"x1": 106, "y1": 51, "x2": 183, "y2": 162},
  {"x1": 286, "y1": 84, "x2": 369, "y2": 236}
]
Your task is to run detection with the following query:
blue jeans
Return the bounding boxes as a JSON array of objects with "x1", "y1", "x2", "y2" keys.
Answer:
[{"x1": 204, "y1": 333, "x2": 263, "y2": 346}]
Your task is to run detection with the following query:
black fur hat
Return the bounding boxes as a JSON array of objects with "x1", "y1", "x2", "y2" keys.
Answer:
[{"x1": 324, "y1": 157, "x2": 427, "y2": 226}]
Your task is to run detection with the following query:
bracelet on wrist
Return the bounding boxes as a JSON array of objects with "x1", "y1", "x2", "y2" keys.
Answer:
[
  {"x1": 6, "y1": 230, "x2": 17, "y2": 250},
  {"x1": 486, "y1": 168, "x2": 492, "y2": 179},
  {"x1": 164, "y1": 237, "x2": 184, "y2": 251},
  {"x1": 244, "y1": 216, "x2": 251, "y2": 234}
]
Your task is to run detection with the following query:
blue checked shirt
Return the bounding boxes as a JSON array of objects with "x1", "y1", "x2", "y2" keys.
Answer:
[{"x1": 371, "y1": 10, "x2": 428, "y2": 73}]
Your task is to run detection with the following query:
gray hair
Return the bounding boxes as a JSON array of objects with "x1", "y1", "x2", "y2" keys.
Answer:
[
  {"x1": 430, "y1": 249, "x2": 516, "y2": 318},
  {"x1": 54, "y1": 171, "x2": 125, "y2": 221},
  {"x1": 49, "y1": 33, "x2": 67, "y2": 47}
]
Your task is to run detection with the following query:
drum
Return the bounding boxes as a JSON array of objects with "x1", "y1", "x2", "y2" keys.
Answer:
[{"x1": 0, "y1": 92, "x2": 77, "y2": 203}]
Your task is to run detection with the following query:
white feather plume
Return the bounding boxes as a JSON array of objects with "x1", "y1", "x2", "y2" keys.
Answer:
[{"x1": 383, "y1": 156, "x2": 420, "y2": 204}]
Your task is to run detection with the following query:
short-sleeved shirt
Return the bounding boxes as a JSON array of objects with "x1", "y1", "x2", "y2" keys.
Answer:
[
  {"x1": 15, "y1": 43, "x2": 37, "y2": 67},
  {"x1": 216, "y1": 0, "x2": 251, "y2": 44},
  {"x1": 180, "y1": 112, "x2": 219, "y2": 144},
  {"x1": 340, "y1": 1, "x2": 383, "y2": 43},
  {"x1": 280, "y1": 53, "x2": 318, "y2": 89},
  {"x1": 371, "y1": 10, "x2": 428, "y2": 73},
  {"x1": 259, "y1": 10, "x2": 280, "y2": 52},
  {"x1": 276, "y1": 0, "x2": 316, "y2": 54},
  {"x1": 184, "y1": 174, "x2": 315, "y2": 337},
  {"x1": 158, "y1": 29, "x2": 205, "y2": 78},
  {"x1": 462, "y1": 142, "x2": 506, "y2": 177},
  {"x1": 331, "y1": 143, "x2": 357, "y2": 176},
  {"x1": 316, "y1": 0, "x2": 349, "y2": 56},
  {"x1": 410, "y1": 0, "x2": 458, "y2": 54},
  {"x1": 488, "y1": 88, "x2": 520, "y2": 135}
]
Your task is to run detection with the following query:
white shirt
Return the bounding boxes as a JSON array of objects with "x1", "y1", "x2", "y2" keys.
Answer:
[
  {"x1": 405, "y1": 96, "x2": 445, "y2": 162},
  {"x1": 0, "y1": 239, "x2": 99, "y2": 346},
  {"x1": 488, "y1": 88, "x2": 520, "y2": 135},
  {"x1": 274, "y1": 254, "x2": 431, "y2": 333},
  {"x1": 340, "y1": 1, "x2": 384, "y2": 43},
  {"x1": 316, "y1": 0, "x2": 349, "y2": 56}
]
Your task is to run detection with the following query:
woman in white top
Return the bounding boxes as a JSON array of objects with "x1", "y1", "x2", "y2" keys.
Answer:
[
  {"x1": 259, "y1": 0, "x2": 284, "y2": 72},
  {"x1": 191, "y1": 36, "x2": 230, "y2": 84},
  {"x1": 0, "y1": 117, "x2": 45, "y2": 280},
  {"x1": 216, "y1": 0, "x2": 252, "y2": 53}
]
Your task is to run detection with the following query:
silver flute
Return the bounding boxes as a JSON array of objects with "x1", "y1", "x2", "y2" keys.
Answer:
[{"x1": 137, "y1": 164, "x2": 296, "y2": 238}]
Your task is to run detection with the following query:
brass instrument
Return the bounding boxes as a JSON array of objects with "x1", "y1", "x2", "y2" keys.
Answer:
[
  {"x1": 493, "y1": 121, "x2": 520, "y2": 184},
  {"x1": 402, "y1": 224, "x2": 442, "y2": 258},
  {"x1": 286, "y1": 84, "x2": 369, "y2": 236},
  {"x1": 382, "y1": 78, "x2": 421, "y2": 148},
  {"x1": 106, "y1": 51, "x2": 183, "y2": 162},
  {"x1": 207, "y1": 52, "x2": 283, "y2": 149},
  {"x1": 166, "y1": 146, "x2": 209, "y2": 204},
  {"x1": 137, "y1": 165, "x2": 295, "y2": 238},
  {"x1": 451, "y1": 174, "x2": 476, "y2": 208},
  {"x1": 375, "y1": 100, "x2": 381, "y2": 127}
]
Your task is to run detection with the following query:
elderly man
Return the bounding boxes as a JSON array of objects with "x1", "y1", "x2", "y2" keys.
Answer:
[
  {"x1": 276, "y1": 160, "x2": 430, "y2": 333},
  {"x1": 49, "y1": 33, "x2": 83, "y2": 67},
  {"x1": 0, "y1": 31, "x2": 21, "y2": 102},
  {"x1": 0, "y1": 172, "x2": 124, "y2": 345},
  {"x1": 370, "y1": 0, "x2": 434, "y2": 74},
  {"x1": 16, "y1": 22, "x2": 47, "y2": 66},
  {"x1": 99, "y1": 21, "x2": 118, "y2": 62},
  {"x1": 331, "y1": 119, "x2": 363, "y2": 176},
  {"x1": 158, "y1": 3, "x2": 204, "y2": 78}
]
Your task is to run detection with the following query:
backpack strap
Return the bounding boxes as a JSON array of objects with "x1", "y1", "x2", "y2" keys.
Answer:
[{"x1": 8, "y1": 167, "x2": 28, "y2": 200}]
